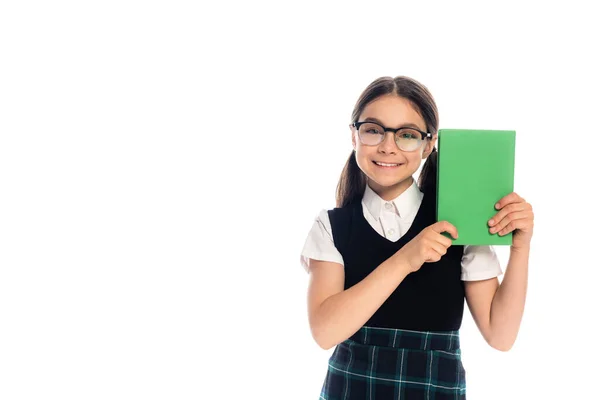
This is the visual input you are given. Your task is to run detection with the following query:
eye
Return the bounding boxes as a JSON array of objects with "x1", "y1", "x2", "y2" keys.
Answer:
[
  {"x1": 398, "y1": 129, "x2": 420, "y2": 140},
  {"x1": 359, "y1": 122, "x2": 383, "y2": 135}
]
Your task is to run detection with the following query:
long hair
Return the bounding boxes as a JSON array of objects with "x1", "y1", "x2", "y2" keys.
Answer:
[{"x1": 335, "y1": 76, "x2": 439, "y2": 208}]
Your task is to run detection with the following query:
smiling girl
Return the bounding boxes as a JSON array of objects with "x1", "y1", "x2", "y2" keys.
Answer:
[{"x1": 300, "y1": 76, "x2": 534, "y2": 399}]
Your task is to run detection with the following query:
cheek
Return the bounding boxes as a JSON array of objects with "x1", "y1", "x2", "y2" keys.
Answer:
[
  {"x1": 407, "y1": 152, "x2": 424, "y2": 165},
  {"x1": 354, "y1": 147, "x2": 373, "y2": 169},
  {"x1": 403, "y1": 152, "x2": 426, "y2": 174}
]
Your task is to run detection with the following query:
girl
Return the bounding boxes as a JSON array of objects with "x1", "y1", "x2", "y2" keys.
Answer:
[{"x1": 300, "y1": 76, "x2": 534, "y2": 399}]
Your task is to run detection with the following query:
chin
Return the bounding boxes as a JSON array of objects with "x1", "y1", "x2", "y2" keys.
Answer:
[{"x1": 368, "y1": 175, "x2": 411, "y2": 189}]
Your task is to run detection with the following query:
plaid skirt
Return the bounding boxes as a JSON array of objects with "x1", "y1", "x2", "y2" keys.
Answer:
[{"x1": 320, "y1": 326, "x2": 466, "y2": 399}]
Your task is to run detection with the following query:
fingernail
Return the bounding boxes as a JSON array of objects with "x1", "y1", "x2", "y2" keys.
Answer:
[
  {"x1": 488, "y1": 219, "x2": 494, "y2": 226},
  {"x1": 495, "y1": 203, "x2": 500, "y2": 209}
]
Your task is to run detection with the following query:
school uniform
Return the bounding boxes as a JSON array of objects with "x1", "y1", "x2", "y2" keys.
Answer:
[{"x1": 300, "y1": 179, "x2": 502, "y2": 399}]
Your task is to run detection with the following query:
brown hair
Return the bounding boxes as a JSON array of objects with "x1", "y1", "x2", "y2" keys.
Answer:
[{"x1": 335, "y1": 76, "x2": 439, "y2": 208}]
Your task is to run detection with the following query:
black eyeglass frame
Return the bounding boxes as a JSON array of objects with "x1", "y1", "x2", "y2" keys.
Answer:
[{"x1": 350, "y1": 121, "x2": 434, "y2": 141}]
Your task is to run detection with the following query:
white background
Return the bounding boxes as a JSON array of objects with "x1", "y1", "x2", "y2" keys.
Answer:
[{"x1": 1, "y1": 1, "x2": 598, "y2": 399}]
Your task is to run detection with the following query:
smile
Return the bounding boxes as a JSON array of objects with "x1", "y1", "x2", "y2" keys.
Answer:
[{"x1": 373, "y1": 161, "x2": 402, "y2": 167}]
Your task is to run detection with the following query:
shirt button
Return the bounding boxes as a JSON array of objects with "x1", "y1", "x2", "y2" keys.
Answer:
[
  {"x1": 385, "y1": 203, "x2": 393, "y2": 210},
  {"x1": 388, "y1": 229, "x2": 395, "y2": 236}
]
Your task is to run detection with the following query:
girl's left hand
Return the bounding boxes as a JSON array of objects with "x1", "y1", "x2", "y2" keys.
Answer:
[{"x1": 488, "y1": 192, "x2": 534, "y2": 250}]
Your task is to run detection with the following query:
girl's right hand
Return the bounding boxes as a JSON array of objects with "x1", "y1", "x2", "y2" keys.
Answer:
[{"x1": 395, "y1": 221, "x2": 458, "y2": 273}]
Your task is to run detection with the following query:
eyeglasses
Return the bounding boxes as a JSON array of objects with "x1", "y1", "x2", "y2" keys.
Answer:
[{"x1": 350, "y1": 121, "x2": 433, "y2": 152}]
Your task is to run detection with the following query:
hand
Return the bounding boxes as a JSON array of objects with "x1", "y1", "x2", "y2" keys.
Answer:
[
  {"x1": 488, "y1": 192, "x2": 534, "y2": 250},
  {"x1": 396, "y1": 221, "x2": 458, "y2": 273}
]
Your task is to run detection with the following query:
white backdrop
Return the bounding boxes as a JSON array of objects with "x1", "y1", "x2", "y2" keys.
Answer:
[{"x1": 1, "y1": 1, "x2": 598, "y2": 399}]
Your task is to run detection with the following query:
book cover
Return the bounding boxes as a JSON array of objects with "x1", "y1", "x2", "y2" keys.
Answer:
[{"x1": 436, "y1": 129, "x2": 516, "y2": 245}]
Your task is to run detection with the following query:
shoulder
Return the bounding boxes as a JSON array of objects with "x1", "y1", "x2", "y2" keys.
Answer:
[
  {"x1": 306, "y1": 203, "x2": 360, "y2": 246},
  {"x1": 315, "y1": 209, "x2": 333, "y2": 233},
  {"x1": 316, "y1": 205, "x2": 354, "y2": 234},
  {"x1": 326, "y1": 202, "x2": 359, "y2": 221},
  {"x1": 300, "y1": 208, "x2": 346, "y2": 272},
  {"x1": 305, "y1": 208, "x2": 337, "y2": 241},
  {"x1": 462, "y1": 244, "x2": 498, "y2": 259},
  {"x1": 461, "y1": 245, "x2": 503, "y2": 281}
]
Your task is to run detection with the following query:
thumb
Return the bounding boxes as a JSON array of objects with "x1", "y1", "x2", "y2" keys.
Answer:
[{"x1": 430, "y1": 221, "x2": 458, "y2": 239}]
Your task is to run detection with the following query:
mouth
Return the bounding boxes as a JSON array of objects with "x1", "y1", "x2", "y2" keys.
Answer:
[{"x1": 373, "y1": 160, "x2": 403, "y2": 168}]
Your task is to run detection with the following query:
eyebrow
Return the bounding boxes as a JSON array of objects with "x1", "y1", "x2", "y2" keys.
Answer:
[{"x1": 363, "y1": 117, "x2": 426, "y2": 131}]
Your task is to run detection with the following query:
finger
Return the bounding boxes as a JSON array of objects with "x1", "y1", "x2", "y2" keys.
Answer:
[
  {"x1": 431, "y1": 221, "x2": 458, "y2": 239},
  {"x1": 428, "y1": 239, "x2": 449, "y2": 258},
  {"x1": 490, "y1": 211, "x2": 533, "y2": 235},
  {"x1": 488, "y1": 202, "x2": 530, "y2": 227},
  {"x1": 491, "y1": 210, "x2": 532, "y2": 232},
  {"x1": 497, "y1": 216, "x2": 534, "y2": 236},
  {"x1": 495, "y1": 192, "x2": 523, "y2": 210},
  {"x1": 432, "y1": 232, "x2": 453, "y2": 248},
  {"x1": 498, "y1": 219, "x2": 529, "y2": 236},
  {"x1": 424, "y1": 245, "x2": 445, "y2": 263},
  {"x1": 424, "y1": 253, "x2": 442, "y2": 263}
]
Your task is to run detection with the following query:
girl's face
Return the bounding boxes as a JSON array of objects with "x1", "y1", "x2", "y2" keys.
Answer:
[{"x1": 351, "y1": 94, "x2": 437, "y2": 200}]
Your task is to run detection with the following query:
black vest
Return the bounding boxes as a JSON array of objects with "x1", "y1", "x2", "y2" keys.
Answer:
[{"x1": 328, "y1": 189, "x2": 465, "y2": 331}]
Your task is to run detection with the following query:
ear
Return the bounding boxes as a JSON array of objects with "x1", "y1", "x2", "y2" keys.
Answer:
[
  {"x1": 350, "y1": 125, "x2": 357, "y2": 151},
  {"x1": 422, "y1": 133, "x2": 438, "y2": 159}
]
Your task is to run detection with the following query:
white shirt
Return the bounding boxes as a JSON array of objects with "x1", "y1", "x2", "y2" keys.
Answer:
[{"x1": 300, "y1": 179, "x2": 503, "y2": 281}]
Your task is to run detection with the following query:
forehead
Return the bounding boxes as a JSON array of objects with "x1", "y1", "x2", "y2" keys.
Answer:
[{"x1": 359, "y1": 95, "x2": 425, "y2": 129}]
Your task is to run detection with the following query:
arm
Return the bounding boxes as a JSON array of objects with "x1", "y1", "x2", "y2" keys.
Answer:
[
  {"x1": 466, "y1": 192, "x2": 534, "y2": 351},
  {"x1": 307, "y1": 221, "x2": 458, "y2": 350},
  {"x1": 465, "y1": 245, "x2": 529, "y2": 351},
  {"x1": 307, "y1": 255, "x2": 412, "y2": 350}
]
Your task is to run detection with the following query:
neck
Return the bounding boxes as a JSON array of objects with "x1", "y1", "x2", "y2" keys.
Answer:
[{"x1": 368, "y1": 176, "x2": 414, "y2": 201}]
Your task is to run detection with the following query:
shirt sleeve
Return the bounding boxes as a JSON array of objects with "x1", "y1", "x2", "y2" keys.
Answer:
[
  {"x1": 461, "y1": 245, "x2": 503, "y2": 281},
  {"x1": 299, "y1": 209, "x2": 345, "y2": 273}
]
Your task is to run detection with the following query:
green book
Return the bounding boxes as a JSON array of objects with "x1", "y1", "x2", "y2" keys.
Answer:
[{"x1": 436, "y1": 129, "x2": 515, "y2": 245}]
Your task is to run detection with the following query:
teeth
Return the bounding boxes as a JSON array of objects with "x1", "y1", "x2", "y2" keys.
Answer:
[{"x1": 375, "y1": 161, "x2": 401, "y2": 167}]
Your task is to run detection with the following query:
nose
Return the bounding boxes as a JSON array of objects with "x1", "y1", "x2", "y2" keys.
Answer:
[{"x1": 378, "y1": 131, "x2": 398, "y2": 154}]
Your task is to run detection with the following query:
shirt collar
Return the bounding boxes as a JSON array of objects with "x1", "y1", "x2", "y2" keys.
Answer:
[{"x1": 362, "y1": 178, "x2": 423, "y2": 219}]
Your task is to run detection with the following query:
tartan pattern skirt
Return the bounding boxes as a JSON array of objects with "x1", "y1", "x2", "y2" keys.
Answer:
[{"x1": 320, "y1": 326, "x2": 466, "y2": 399}]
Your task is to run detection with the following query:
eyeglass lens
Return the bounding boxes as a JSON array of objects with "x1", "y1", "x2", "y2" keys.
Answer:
[{"x1": 357, "y1": 122, "x2": 422, "y2": 151}]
